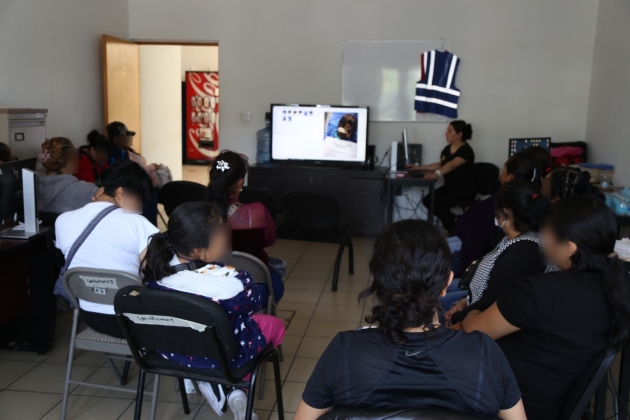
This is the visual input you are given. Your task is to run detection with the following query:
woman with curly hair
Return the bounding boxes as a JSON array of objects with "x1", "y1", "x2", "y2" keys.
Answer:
[
  {"x1": 296, "y1": 219, "x2": 526, "y2": 420},
  {"x1": 38, "y1": 137, "x2": 98, "y2": 214}
]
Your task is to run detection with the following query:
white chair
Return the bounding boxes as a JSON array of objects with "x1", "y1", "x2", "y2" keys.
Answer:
[{"x1": 61, "y1": 268, "x2": 161, "y2": 420}]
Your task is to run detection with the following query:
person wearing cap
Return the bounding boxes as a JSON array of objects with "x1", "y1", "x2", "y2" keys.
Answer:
[{"x1": 106, "y1": 121, "x2": 136, "y2": 165}]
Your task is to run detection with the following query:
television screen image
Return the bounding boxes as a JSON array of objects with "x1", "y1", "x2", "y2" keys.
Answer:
[
  {"x1": 509, "y1": 138, "x2": 551, "y2": 157},
  {"x1": 271, "y1": 104, "x2": 368, "y2": 165}
]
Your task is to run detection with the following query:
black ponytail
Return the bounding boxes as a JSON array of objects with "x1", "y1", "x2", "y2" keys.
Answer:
[
  {"x1": 142, "y1": 202, "x2": 223, "y2": 281},
  {"x1": 544, "y1": 196, "x2": 630, "y2": 347},
  {"x1": 208, "y1": 150, "x2": 249, "y2": 219},
  {"x1": 549, "y1": 167, "x2": 604, "y2": 201},
  {"x1": 496, "y1": 179, "x2": 550, "y2": 232},
  {"x1": 450, "y1": 120, "x2": 473, "y2": 141}
]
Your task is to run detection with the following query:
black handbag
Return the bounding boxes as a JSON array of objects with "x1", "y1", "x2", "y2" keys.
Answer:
[{"x1": 458, "y1": 259, "x2": 480, "y2": 291}]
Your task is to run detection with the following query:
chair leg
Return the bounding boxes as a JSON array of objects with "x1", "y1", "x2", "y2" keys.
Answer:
[
  {"x1": 61, "y1": 310, "x2": 80, "y2": 420},
  {"x1": 347, "y1": 238, "x2": 354, "y2": 275},
  {"x1": 247, "y1": 372, "x2": 258, "y2": 420},
  {"x1": 121, "y1": 360, "x2": 131, "y2": 386},
  {"x1": 332, "y1": 242, "x2": 345, "y2": 291},
  {"x1": 178, "y1": 377, "x2": 191, "y2": 415},
  {"x1": 149, "y1": 374, "x2": 160, "y2": 420},
  {"x1": 134, "y1": 370, "x2": 147, "y2": 420},
  {"x1": 273, "y1": 352, "x2": 285, "y2": 420},
  {"x1": 258, "y1": 362, "x2": 267, "y2": 400},
  {"x1": 277, "y1": 343, "x2": 284, "y2": 363}
]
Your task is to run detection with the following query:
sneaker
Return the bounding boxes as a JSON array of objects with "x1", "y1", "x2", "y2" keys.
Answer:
[
  {"x1": 228, "y1": 389, "x2": 259, "y2": 420},
  {"x1": 198, "y1": 381, "x2": 228, "y2": 416}
]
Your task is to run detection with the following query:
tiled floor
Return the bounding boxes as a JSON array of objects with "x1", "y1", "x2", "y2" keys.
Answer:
[{"x1": 0, "y1": 237, "x2": 375, "y2": 420}]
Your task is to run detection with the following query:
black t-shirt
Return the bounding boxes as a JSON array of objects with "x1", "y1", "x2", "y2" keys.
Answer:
[
  {"x1": 441, "y1": 143, "x2": 475, "y2": 193},
  {"x1": 497, "y1": 271, "x2": 613, "y2": 420},
  {"x1": 302, "y1": 327, "x2": 520, "y2": 416},
  {"x1": 451, "y1": 240, "x2": 545, "y2": 324}
]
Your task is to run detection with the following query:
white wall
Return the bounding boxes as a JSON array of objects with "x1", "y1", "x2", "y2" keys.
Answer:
[
  {"x1": 140, "y1": 45, "x2": 183, "y2": 180},
  {"x1": 128, "y1": 0, "x2": 598, "y2": 168},
  {"x1": 181, "y1": 45, "x2": 219, "y2": 81},
  {"x1": 0, "y1": 0, "x2": 129, "y2": 146},
  {"x1": 586, "y1": 0, "x2": 630, "y2": 186}
]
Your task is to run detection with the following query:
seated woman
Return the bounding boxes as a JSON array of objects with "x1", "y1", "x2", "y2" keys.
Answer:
[
  {"x1": 452, "y1": 148, "x2": 553, "y2": 276},
  {"x1": 295, "y1": 219, "x2": 526, "y2": 420},
  {"x1": 75, "y1": 130, "x2": 110, "y2": 183},
  {"x1": 143, "y1": 202, "x2": 285, "y2": 420},
  {"x1": 542, "y1": 166, "x2": 604, "y2": 203},
  {"x1": 54, "y1": 160, "x2": 158, "y2": 336},
  {"x1": 0, "y1": 141, "x2": 15, "y2": 163},
  {"x1": 408, "y1": 120, "x2": 475, "y2": 233},
  {"x1": 444, "y1": 179, "x2": 550, "y2": 324},
  {"x1": 463, "y1": 196, "x2": 630, "y2": 419},
  {"x1": 208, "y1": 150, "x2": 284, "y2": 304},
  {"x1": 38, "y1": 137, "x2": 99, "y2": 214}
]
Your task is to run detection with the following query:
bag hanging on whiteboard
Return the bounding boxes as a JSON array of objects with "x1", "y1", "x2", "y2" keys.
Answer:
[{"x1": 414, "y1": 50, "x2": 461, "y2": 118}]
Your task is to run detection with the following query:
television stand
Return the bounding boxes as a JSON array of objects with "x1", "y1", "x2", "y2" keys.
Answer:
[{"x1": 248, "y1": 165, "x2": 387, "y2": 236}]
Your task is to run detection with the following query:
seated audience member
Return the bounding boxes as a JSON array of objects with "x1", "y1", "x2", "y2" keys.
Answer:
[
  {"x1": 295, "y1": 219, "x2": 526, "y2": 420},
  {"x1": 453, "y1": 149, "x2": 553, "y2": 276},
  {"x1": 76, "y1": 130, "x2": 110, "y2": 183},
  {"x1": 463, "y1": 196, "x2": 630, "y2": 419},
  {"x1": 143, "y1": 202, "x2": 285, "y2": 420},
  {"x1": 542, "y1": 166, "x2": 604, "y2": 203},
  {"x1": 106, "y1": 121, "x2": 166, "y2": 225},
  {"x1": 38, "y1": 137, "x2": 98, "y2": 214},
  {"x1": 0, "y1": 142, "x2": 15, "y2": 163},
  {"x1": 54, "y1": 160, "x2": 157, "y2": 337},
  {"x1": 208, "y1": 150, "x2": 284, "y2": 303},
  {"x1": 445, "y1": 180, "x2": 550, "y2": 324}
]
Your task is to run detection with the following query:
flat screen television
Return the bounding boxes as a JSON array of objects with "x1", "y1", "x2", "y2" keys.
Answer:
[{"x1": 270, "y1": 104, "x2": 369, "y2": 166}]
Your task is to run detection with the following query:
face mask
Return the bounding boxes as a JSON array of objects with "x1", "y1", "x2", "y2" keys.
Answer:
[{"x1": 494, "y1": 217, "x2": 506, "y2": 228}]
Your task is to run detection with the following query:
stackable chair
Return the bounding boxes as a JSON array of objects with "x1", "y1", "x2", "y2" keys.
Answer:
[
  {"x1": 279, "y1": 191, "x2": 353, "y2": 291},
  {"x1": 227, "y1": 251, "x2": 284, "y2": 399},
  {"x1": 160, "y1": 181, "x2": 208, "y2": 217},
  {"x1": 114, "y1": 285, "x2": 285, "y2": 420},
  {"x1": 239, "y1": 186, "x2": 278, "y2": 221},
  {"x1": 318, "y1": 407, "x2": 498, "y2": 419},
  {"x1": 60, "y1": 268, "x2": 161, "y2": 420}
]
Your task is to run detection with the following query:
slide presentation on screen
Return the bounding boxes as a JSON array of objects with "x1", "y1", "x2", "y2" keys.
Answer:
[{"x1": 271, "y1": 106, "x2": 368, "y2": 162}]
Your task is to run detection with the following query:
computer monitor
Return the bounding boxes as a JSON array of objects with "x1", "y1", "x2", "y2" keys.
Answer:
[
  {"x1": 271, "y1": 104, "x2": 369, "y2": 166},
  {"x1": 1, "y1": 168, "x2": 44, "y2": 239},
  {"x1": 509, "y1": 138, "x2": 551, "y2": 157},
  {"x1": 0, "y1": 158, "x2": 37, "y2": 217}
]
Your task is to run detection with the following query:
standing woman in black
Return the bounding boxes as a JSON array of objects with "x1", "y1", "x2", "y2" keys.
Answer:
[{"x1": 409, "y1": 120, "x2": 475, "y2": 232}]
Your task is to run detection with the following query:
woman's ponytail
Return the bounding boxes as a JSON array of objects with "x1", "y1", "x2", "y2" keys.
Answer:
[
  {"x1": 141, "y1": 231, "x2": 176, "y2": 281},
  {"x1": 208, "y1": 175, "x2": 230, "y2": 219},
  {"x1": 603, "y1": 255, "x2": 630, "y2": 347},
  {"x1": 449, "y1": 120, "x2": 473, "y2": 141},
  {"x1": 207, "y1": 150, "x2": 249, "y2": 219}
]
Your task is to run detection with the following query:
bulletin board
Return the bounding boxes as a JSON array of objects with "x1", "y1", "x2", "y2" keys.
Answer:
[{"x1": 342, "y1": 40, "x2": 452, "y2": 122}]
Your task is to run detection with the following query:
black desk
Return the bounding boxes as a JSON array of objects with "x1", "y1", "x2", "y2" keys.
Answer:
[
  {"x1": 385, "y1": 173, "x2": 436, "y2": 225},
  {"x1": 0, "y1": 230, "x2": 56, "y2": 354}
]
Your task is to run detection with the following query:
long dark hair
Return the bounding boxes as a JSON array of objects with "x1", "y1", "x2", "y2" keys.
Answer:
[
  {"x1": 450, "y1": 120, "x2": 473, "y2": 141},
  {"x1": 207, "y1": 150, "x2": 249, "y2": 219},
  {"x1": 505, "y1": 151, "x2": 548, "y2": 188},
  {"x1": 142, "y1": 202, "x2": 223, "y2": 281},
  {"x1": 549, "y1": 167, "x2": 603, "y2": 201},
  {"x1": 496, "y1": 179, "x2": 549, "y2": 232},
  {"x1": 360, "y1": 219, "x2": 452, "y2": 343},
  {"x1": 86, "y1": 130, "x2": 111, "y2": 154},
  {"x1": 544, "y1": 196, "x2": 630, "y2": 347}
]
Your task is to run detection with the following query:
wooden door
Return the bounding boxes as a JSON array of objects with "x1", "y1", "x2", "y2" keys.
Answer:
[{"x1": 102, "y1": 35, "x2": 142, "y2": 153}]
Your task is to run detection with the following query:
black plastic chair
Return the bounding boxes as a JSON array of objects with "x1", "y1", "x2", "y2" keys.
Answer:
[
  {"x1": 160, "y1": 181, "x2": 208, "y2": 217},
  {"x1": 114, "y1": 285, "x2": 284, "y2": 420},
  {"x1": 318, "y1": 407, "x2": 498, "y2": 419},
  {"x1": 278, "y1": 191, "x2": 353, "y2": 291},
  {"x1": 240, "y1": 187, "x2": 277, "y2": 220},
  {"x1": 450, "y1": 162, "x2": 500, "y2": 210},
  {"x1": 558, "y1": 346, "x2": 619, "y2": 420}
]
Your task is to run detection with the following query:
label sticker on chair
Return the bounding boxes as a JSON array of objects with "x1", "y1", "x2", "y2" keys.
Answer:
[
  {"x1": 94, "y1": 287, "x2": 107, "y2": 295},
  {"x1": 80, "y1": 276, "x2": 118, "y2": 289},
  {"x1": 123, "y1": 313, "x2": 207, "y2": 332}
]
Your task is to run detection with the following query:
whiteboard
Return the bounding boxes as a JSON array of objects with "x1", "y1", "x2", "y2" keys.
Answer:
[{"x1": 342, "y1": 40, "x2": 451, "y2": 122}]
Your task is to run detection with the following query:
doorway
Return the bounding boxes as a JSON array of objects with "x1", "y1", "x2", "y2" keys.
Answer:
[{"x1": 102, "y1": 36, "x2": 218, "y2": 182}]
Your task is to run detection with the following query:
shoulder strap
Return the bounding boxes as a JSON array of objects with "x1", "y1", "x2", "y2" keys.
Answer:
[
  {"x1": 61, "y1": 205, "x2": 118, "y2": 272},
  {"x1": 227, "y1": 202, "x2": 243, "y2": 219}
]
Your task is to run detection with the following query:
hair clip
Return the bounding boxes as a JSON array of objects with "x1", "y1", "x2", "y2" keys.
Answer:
[
  {"x1": 532, "y1": 193, "x2": 539, "y2": 200},
  {"x1": 216, "y1": 160, "x2": 230, "y2": 172},
  {"x1": 531, "y1": 168, "x2": 537, "y2": 182},
  {"x1": 39, "y1": 150, "x2": 51, "y2": 163},
  {"x1": 545, "y1": 167, "x2": 552, "y2": 174}
]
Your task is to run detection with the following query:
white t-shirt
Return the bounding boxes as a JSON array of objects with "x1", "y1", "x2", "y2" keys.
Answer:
[{"x1": 55, "y1": 201, "x2": 159, "y2": 314}]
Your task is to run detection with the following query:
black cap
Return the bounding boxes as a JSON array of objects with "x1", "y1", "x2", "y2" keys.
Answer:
[{"x1": 106, "y1": 121, "x2": 136, "y2": 139}]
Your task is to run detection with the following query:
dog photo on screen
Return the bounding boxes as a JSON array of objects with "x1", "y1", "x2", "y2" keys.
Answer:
[{"x1": 323, "y1": 112, "x2": 359, "y2": 159}]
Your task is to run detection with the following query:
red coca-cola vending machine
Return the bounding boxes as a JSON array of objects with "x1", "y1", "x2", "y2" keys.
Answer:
[{"x1": 184, "y1": 71, "x2": 219, "y2": 164}]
